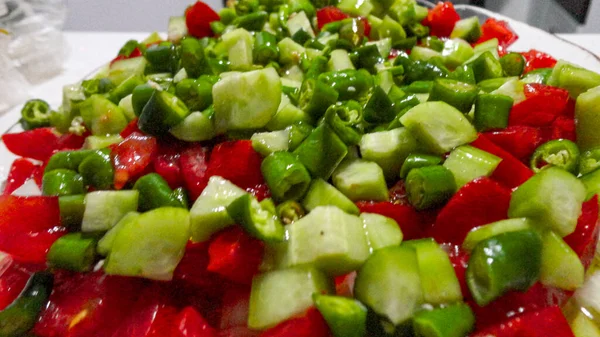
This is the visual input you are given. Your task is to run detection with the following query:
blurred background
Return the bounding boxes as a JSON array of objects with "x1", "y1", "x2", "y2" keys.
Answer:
[{"x1": 58, "y1": 0, "x2": 600, "y2": 33}]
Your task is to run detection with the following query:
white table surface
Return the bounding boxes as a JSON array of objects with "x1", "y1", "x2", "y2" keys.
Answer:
[{"x1": 1, "y1": 32, "x2": 600, "y2": 130}]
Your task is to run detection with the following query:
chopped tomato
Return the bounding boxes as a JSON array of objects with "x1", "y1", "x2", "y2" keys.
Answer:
[
  {"x1": 509, "y1": 84, "x2": 570, "y2": 128},
  {"x1": 2, "y1": 128, "x2": 74, "y2": 161},
  {"x1": 357, "y1": 16, "x2": 371, "y2": 38},
  {"x1": 186, "y1": 1, "x2": 220, "y2": 38},
  {"x1": 548, "y1": 116, "x2": 577, "y2": 142},
  {"x1": 476, "y1": 18, "x2": 518, "y2": 49},
  {"x1": 422, "y1": 1, "x2": 460, "y2": 38},
  {"x1": 316, "y1": 6, "x2": 349, "y2": 30},
  {"x1": 429, "y1": 178, "x2": 511, "y2": 245},
  {"x1": 35, "y1": 271, "x2": 145, "y2": 337},
  {"x1": 564, "y1": 195, "x2": 600, "y2": 269},
  {"x1": 521, "y1": 49, "x2": 557, "y2": 73},
  {"x1": 0, "y1": 195, "x2": 64, "y2": 263},
  {"x1": 335, "y1": 271, "x2": 356, "y2": 297},
  {"x1": 154, "y1": 141, "x2": 185, "y2": 189},
  {"x1": 175, "y1": 306, "x2": 218, "y2": 337},
  {"x1": 356, "y1": 201, "x2": 424, "y2": 240},
  {"x1": 219, "y1": 286, "x2": 251, "y2": 330},
  {"x1": 174, "y1": 241, "x2": 224, "y2": 291},
  {"x1": 471, "y1": 305, "x2": 574, "y2": 337},
  {"x1": 120, "y1": 118, "x2": 142, "y2": 138},
  {"x1": 206, "y1": 140, "x2": 265, "y2": 191},
  {"x1": 110, "y1": 47, "x2": 143, "y2": 65},
  {"x1": 111, "y1": 132, "x2": 158, "y2": 190},
  {"x1": 180, "y1": 144, "x2": 210, "y2": 201},
  {"x1": 446, "y1": 245, "x2": 469, "y2": 300},
  {"x1": 260, "y1": 307, "x2": 330, "y2": 337},
  {"x1": 245, "y1": 183, "x2": 271, "y2": 202},
  {"x1": 2, "y1": 158, "x2": 38, "y2": 195},
  {"x1": 207, "y1": 227, "x2": 264, "y2": 285},
  {"x1": 471, "y1": 133, "x2": 534, "y2": 188},
  {"x1": 484, "y1": 126, "x2": 545, "y2": 163},
  {"x1": 0, "y1": 253, "x2": 42, "y2": 310}
]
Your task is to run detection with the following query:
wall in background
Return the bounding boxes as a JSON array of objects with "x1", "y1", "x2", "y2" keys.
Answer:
[{"x1": 64, "y1": 0, "x2": 224, "y2": 31}]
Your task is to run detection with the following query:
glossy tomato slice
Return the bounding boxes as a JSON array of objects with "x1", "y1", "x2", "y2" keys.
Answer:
[
  {"x1": 206, "y1": 140, "x2": 265, "y2": 191},
  {"x1": 0, "y1": 252, "x2": 42, "y2": 310},
  {"x1": 316, "y1": 6, "x2": 349, "y2": 30},
  {"x1": 422, "y1": 1, "x2": 460, "y2": 38},
  {"x1": 180, "y1": 144, "x2": 210, "y2": 201},
  {"x1": 186, "y1": 1, "x2": 220, "y2": 38},
  {"x1": 259, "y1": 307, "x2": 330, "y2": 337},
  {"x1": 2, "y1": 158, "x2": 38, "y2": 195},
  {"x1": 2, "y1": 128, "x2": 74, "y2": 161},
  {"x1": 176, "y1": 306, "x2": 219, "y2": 337},
  {"x1": 207, "y1": 227, "x2": 264, "y2": 285},
  {"x1": 564, "y1": 195, "x2": 600, "y2": 269},
  {"x1": 356, "y1": 201, "x2": 424, "y2": 240},
  {"x1": 111, "y1": 132, "x2": 158, "y2": 189}
]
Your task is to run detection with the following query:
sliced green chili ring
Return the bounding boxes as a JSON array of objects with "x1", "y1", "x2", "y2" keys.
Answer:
[
  {"x1": 452, "y1": 64, "x2": 476, "y2": 85},
  {"x1": 20, "y1": 99, "x2": 51, "y2": 130},
  {"x1": 363, "y1": 86, "x2": 395, "y2": 124},
  {"x1": 412, "y1": 303, "x2": 475, "y2": 337},
  {"x1": 78, "y1": 149, "x2": 114, "y2": 190},
  {"x1": 172, "y1": 187, "x2": 189, "y2": 209},
  {"x1": 42, "y1": 169, "x2": 85, "y2": 197},
  {"x1": 356, "y1": 44, "x2": 383, "y2": 72},
  {"x1": 261, "y1": 151, "x2": 311, "y2": 201},
  {"x1": 234, "y1": 11, "x2": 269, "y2": 31},
  {"x1": 407, "y1": 22, "x2": 430, "y2": 38},
  {"x1": 45, "y1": 150, "x2": 96, "y2": 173},
  {"x1": 500, "y1": 52, "x2": 526, "y2": 77},
  {"x1": 402, "y1": 80, "x2": 433, "y2": 94},
  {"x1": 473, "y1": 93, "x2": 513, "y2": 131},
  {"x1": 467, "y1": 230, "x2": 542, "y2": 306},
  {"x1": 291, "y1": 29, "x2": 312, "y2": 45},
  {"x1": 405, "y1": 165, "x2": 456, "y2": 210},
  {"x1": 286, "y1": 122, "x2": 314, "y2": 151},
  {"x1": 428, "y1": 79, "x2": 478, "y2": 114},
  {"x1": 131, "y1": 83, "x2": 156, "y2": 116},
  {"x1": 304, "y1": 55, "x2": 329, "y2": 80},
  {"x1": 579, "y1": 147, "x2": 600, "y2": 175},
  {"x1": 0, "y1": 271, "x2": 53, "y2": 336},
  {"x1": 324, "y1": 101, "x2": 364, "y2": 146},
  {"x1": 255, "y1": 31, "x2": 280, "y2": 65},
  {"x1": 144, "y1": 41, "x2": 177, "y2": 73},
  {"x1": 530, "y1": 139, "x2": 580, "y2": 174},
  {"x1": 298, "y1": 78, "x2": 339, "y2": 120},
  {"x1": 47, "y1": 233, "x2": 97, "y2": 272},
  {"x1": 293, "y1": 124, "x2": 348, "y2": 180},
  {"x1": 227, "y1": 194, "x2": 285, "y2": 242},
  {"x1": 313, "y1": 294, "x2": 368, "y2": 337},
  {"x1": 133, "y1": 173, "x2": 183, "y2": 212},
  {"x1": 276, "y1": 200, "x2": 306, "y2": 224},
  {"x1": 399, "y1": 154, "x2": 443, "y2": 179},
  {"x1": 175, "y1": 78, "x2": 213, "y2": 112},
  {"x1": 392, "y1": 37, "x2": 418, "y2": 51},
  {"x1": 180, "y1": 37, "x2": 210, "y2": 78},
  {"x1": 58, "y1": 194, "x2": 86, "y2": 231},
  {"x1": 317, "y1": 69, "x2": 373, "y2": 101}
]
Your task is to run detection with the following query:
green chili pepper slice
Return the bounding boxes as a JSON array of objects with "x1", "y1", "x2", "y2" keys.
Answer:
[
  {"x1": 47, "y1": 233, "x2": 97, "y2": 272},
  {"x1": 261, "y1": 151, "x2": 311, "y2": 201},
  {"x1": 323, "y1": 101, "x2": 364, "y2": 146},
  {"x1": 276, "y1": 200, "x2": 306, "y2": 224},
  {"x1": 499, "y1": 52, "x2": 526, "y2": 77},
  {"x1": 42, "y1": 169, "x2": 85, "y2": 197},
  {"x1": 579, "y1": 146, "x2": 600, "y2": 175},
  {"x1": 405, "y1": 165, "x2": 456, "y2": 210},
  {"x1": 313, "y1": 294, "x2": 368, "y2": 337},
  {"x1": 227, "y1": 194, "x2": 285, "y2": 242},
  {"x1": 20, "y1": 99, "x2": 51, "y2": 130},
  {"x1": 399, "y1": 154, "x2": 443, "y2": 179},
  {"x1": 530, "y1": 139, "x2": 580, "y2": 174}
]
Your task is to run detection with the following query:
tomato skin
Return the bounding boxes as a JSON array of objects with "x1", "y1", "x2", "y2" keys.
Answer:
[
  {"x1": 154, "y1": 141, "x2": 185, "y2": 189},
  {"x1": 356, "y1": 201, "x2": 424, "y2": 240},
  {"x1": 521, "y1": 49, "x2": 557, "y2": 73},
  {"x1": 2, "y1": 128, "x2": 83, "y2": 162},
  {"x1": 0, "y1": 195, "x2": 64, "y2": 263},
  {"x1": 206, "y1": 140, "x2": 265, "y2": 191},
  {"x1": 471, "y1": 134, "x2": 534, "y2": 189},
  {"x1": 207, "y1": 227, "x2": 264, "y2": 285},
  {"x1": 259, "y1": 307, "x2": 330, "y2": 337},
  {"x1": 2, "y1": 158, "x2": 38, "y2": 195},
  {"x1": 429, "y1": 178, "x2": 511, "y2": 246},
  {"x1": 120, "y1": 118, "x2": 142, "y2": 138},
  {"x1": 484, "y1": 126, "x2": 545, "y2": 163},
  {"x1": 564, "y1": 195, "x2": 600, "y2": 269},
  {"x1": 175, "y1": 306, "x2": 218, "y2": 337},
  {"x1": 180, "y1": 144, "x2": 210, "y2": 201},
  {"x1": 471, "y1": 305, "x2": 574, "y2": 337},
  {"x1": 422, "y1": 1, "x2": 460, "y2": 38},
  {"x1": 316, "y1": 6, "x2": 349, "y2": 30},
  {"x1": 174, "y1": 241, "x2": 224, "y2": 291},
  {"x1": 0, "y1": 254, "x2": 42, "y2": 310},
  {"x1": 111, "y1": 132, "x2": 158, "y2": 190},
  {"x1": 186, "y1": 1, "x2": 220, "y2": 38},
  {"x1": 509, "y1": 84, "x2": 570, "y2": 128},
  {"x1": 476, "y1": 18, "x2": 518, "y2": 49}
]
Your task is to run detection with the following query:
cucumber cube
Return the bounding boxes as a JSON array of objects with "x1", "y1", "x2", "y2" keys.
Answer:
[
  {"x1": 443, "y1": 145, "x2": 501, "y2": 188},
  {"x1": 79, "y1": 95, "x2": 129, "y2": 136},
  {"x1": 248, "y1": 267, "x2": 333, "y2": 330},
  {"x1": 294, "y1": 124, "x2": 348, "y2": 180},
  {"x1": 359, "y1": 128, "x2": 418, "y2": 181},
  {"x1": 81, "y1": 190, "x2": 139, "y2": 232},
  {"x1": 302, "y1": 178, "x2": 360, "y2": 215},
  {"x1": 286, "y1": 206, "x2": 371, "y2": 275},
  {"x1": 251, "y1": 129, "x2": 290, "y2": 156},
  {"x1": 450, "y1": 16, "x2": 482, "y2": 42},
  {"x1": 463, "y1": 218, "x2": 532, "y2": 252},
  {"x1": 575, "y1": 85, "x2": 600, "y2": 151},
  {"x1": 360, "y1": 213, "x2": 403, "y2": 250},
  {"x1": 354, "y1": 246, "x2": 422, "y2": 325},
  {"x1": 400, "y1": 101, "x2": 477, "y2": 154},
  {"x1": 332, "y1": 160, "x2": 388, "y2": 202},
  {"x1": 540, "y1": 231, "x2": 584, "y2": 291},
  {"x1": 104, "y1": 207, "x2": 190, "y2": 281},
  {"x1": 508, "y1": 167, "x2": 586, "y2": 237},
  {"x1": 189, "y1": 176, "x2": 248, "y2": 242},
  {"x1": 97, "y1": 211, "x2": 140, "y2": 256},
  {"x1": 222, "y1": 28, "x2": 254, "y2": 71}
]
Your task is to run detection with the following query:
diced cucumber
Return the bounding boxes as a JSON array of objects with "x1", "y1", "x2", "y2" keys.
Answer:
[
  {"x1": 441, "y1": 38, "x2": 475, "y2": 69},
  {"x1": 472, "y1": 38, "x2": 499, "y2": 60},
  {"x1": 81, "y1": 190, "x2": 139, "y2": 232},
  {"x1": 118, "y1": 94, "x2": 136, "y2": 121},
  {"x1": 450, "y1": 16, "x2": 482, "y2": 42},
  {"x1": 189, "y1": 176, "x2": 248, "y2": 242},
  {"x1": 360, "y1": 213, "x2": 403, "y2": 250},
  {"x1": 168, "y1": 16, "x2": 188, "y2": 43},
  {"x1": 302, "y1": 178, "x2": 360, "y2": 215},
  {"x1": 508, "y1": 167, "x2": 586, "y2": 237},
  {"x1": 79, "y1": 94, "x2": 128, "y2": 135},
  {"x1": 139, "y1": 90, "x2": 191, "y2": 136},
  {"x1": 170, "y1": 110, "x2": 215, "y2": 142},
  {"x1": 282, "y1": 64, "x2": 304, "y2": 83},
  {"x1": 575, "y1": 85, "x2": 600, "y2": 151},
  {"x1": 581, "y1": 169, "x2": 600, "y2": 201},
  {"x1": 406, "y1": 238, "x2": 462, "y2": 305},
  {"x1": 104, "y1": 207, "x2": 190, "y2": 281},
  {"x1": 313, "y1": 294, "x2": 367, "y2": 337},
  {"x1": 469, "y1": 51, "x2": 504, "y2": 82},
  {"x1": 491, "y1": 77, "x2": 526, "y2": 104},
  {"x1": 286, "y1": 206, "x2": 371, "y2": 275},
  {"x1": 278, "y1": 37, "x2": 306, "y2": 65},
  {"x1": 463, "y1": 218, "x2": 532, "y2": 252},
  {"x1": 287, "y1": 11, "x2": 315, "y2": 37},
  {"x1": 329, "y1": 49, "x2": 356, "y2": 71},
  {"x1": 222, "y1": 28, "x2": 254, "y2": 70},
  {"x1": 248, "y1": 266, "x2": 333, "y2": 330},
  {"x1": 251, "y1": 130, "x2": 290, "y2": 156},
  {"x1": 366, "y1": 38, "x2": 392, "y2": 61},
  {"x1": 213, "y1": 67, "x2": 282, "y2": 132},
  {"x1": 83, "y1": 134, "x2": 123, "y2": 150},
  {"x1": 354, "y1": 245, "x2": 422, "y2": 325},
  {"x1": 265, "y1": 94, "x2": 312, "y2": 131},
  {"x1": 359, "y1": 128, "x2": 418, "y2": 181},
  {"x1": 571, "y1": 310, "x2": 600, "y2": 337},
  {"x1": 338, "y1": 0, "x2": 374, "y2": 16},
  {"x1": 400, "y1": 101, "x2": 477, "y2": 154},
  {"x1": 109, "y1": 74, "x2": 145, "y2": 105},
  {"x1": 294, "y1": 124, "x2": 348, "y2": 180},
  {"x1": 548, "y1": 60, "x2": 600, "y2": 99},
  {"x1": 97, "y1": 212, "x2": 140, "y2": 256},
  {"x1": 443, "y1": 145, "x2": 501, "y2": 188},
  {"x1": 540, "y1": 231, "x2": 584, "y2": 291},
  {"x1": 332, "y1": 160, "x2": 388, "y2": 202},
  {"x1": 410, "y1": 46, "x2": 442, "y2": 62},
  {"x1": 108, "y1": 56, "x2": 148, "y2": 86}
]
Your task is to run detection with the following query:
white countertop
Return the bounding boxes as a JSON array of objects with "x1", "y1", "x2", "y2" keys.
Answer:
[{"x1": 1, "y1": 31, "x2": 600, "y2": 130}]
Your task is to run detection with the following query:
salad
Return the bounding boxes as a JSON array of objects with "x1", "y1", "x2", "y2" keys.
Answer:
[{"x1": 2, "y1": 0, "x2": 600, "y2": 336}]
